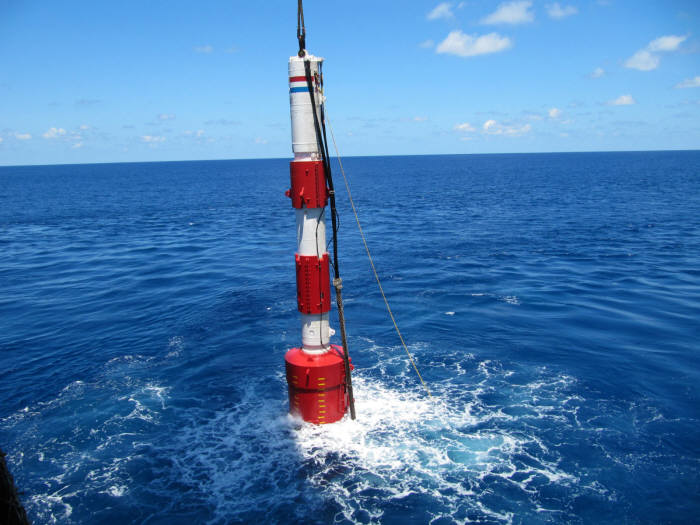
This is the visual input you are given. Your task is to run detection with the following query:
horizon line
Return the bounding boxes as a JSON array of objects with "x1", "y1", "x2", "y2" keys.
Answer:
[{"x1": 1, "y1": 147, "x2": 698, "y2": 169}]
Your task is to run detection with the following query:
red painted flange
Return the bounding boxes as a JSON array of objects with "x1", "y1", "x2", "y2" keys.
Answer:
[{"x1": 285, "y1": 345, "x2": 350, "y2": 424}]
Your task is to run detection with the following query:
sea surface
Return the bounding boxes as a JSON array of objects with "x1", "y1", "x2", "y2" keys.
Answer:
[{"x1": 1, "y1": 151, "x2": 699, "y2": 524}]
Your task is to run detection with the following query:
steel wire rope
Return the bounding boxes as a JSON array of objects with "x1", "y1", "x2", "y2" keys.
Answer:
[{"x1": 324, "y1": 115, "x2": 433, "y2": 400}]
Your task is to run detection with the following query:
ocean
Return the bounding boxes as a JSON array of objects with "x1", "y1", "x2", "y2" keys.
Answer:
[{"x1": 1, "y1": 151, "x2": 699, "y2": 524}]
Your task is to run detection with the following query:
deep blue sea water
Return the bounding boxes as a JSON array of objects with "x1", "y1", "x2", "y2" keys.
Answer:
[{"x1": 1, "y1": 151, "x2": 699, "y2": 524}]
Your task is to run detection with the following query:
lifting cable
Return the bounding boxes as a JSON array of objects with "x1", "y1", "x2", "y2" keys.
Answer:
[
  {"x1": 297, "y1": 0, "x2": 306, "y2": 57},
  {"x1": 298, "y1": 0, "x2": 356, "y2": 418}
]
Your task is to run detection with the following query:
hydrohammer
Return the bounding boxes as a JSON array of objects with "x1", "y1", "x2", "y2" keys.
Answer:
[{"x1": 283, "y1": 53, "x2": 352, "y2": 424}]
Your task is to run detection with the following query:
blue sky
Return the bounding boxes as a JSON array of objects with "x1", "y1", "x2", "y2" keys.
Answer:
[{"x1": 1, "y1": 0, "x2": 698, "y2": 166}]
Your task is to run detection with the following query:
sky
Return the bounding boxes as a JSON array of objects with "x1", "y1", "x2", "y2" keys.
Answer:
[{"x1": 0, "y1": 0, "x2": 698, "y2": 166}]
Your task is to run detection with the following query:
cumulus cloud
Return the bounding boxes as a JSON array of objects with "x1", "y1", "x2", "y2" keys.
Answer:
[
  {"x1": 625, "y1": 35, "x2": 687, "y2": 71},
  {"x1": 141, "y1": 135, "x2": 166, "y2": 143},
  {"x1": 14, "y1": 132, "x2": 31, "y2": 140},
  {"x1": 548, "y1": 107, "x2": 562, "y2": 118},
  {"x1": 194, "y1": 45, "x2": 213, "y2": 53},
  {"x1": 454, "y1": 122, "x2": 476, "y2": 132},
  {"x1": 648, "y1": 35, "x2": 686, "y2": 52},
  {"x1": 481, "y1": 1, "x2": 534, "y2": 25},
  {"x1": 676, "y1": 76, "x2": 700, "y2": 89},
  {"x1": 482, "y1": 119, "x2": 531, "y2": 135},
  {"x1": 609, "y1": 94, "x2": 635, "y2": 106},
  {"x1": 437, "y1": 31, "x2": 512, "y2": 57},
  {"x1": 590, "y1": 67, "x2": 605, "y2": 78},
  {"x1": 546, "y1": 3, "x2": 578, "y2": 19},
  {"x1": 625, "y1": 50, "x2": 659, "y2": 71},
  {"x1": 158, "y1": 113, "x2": 176, "y2": 121},
  {"x1": 428, "y1": 2, "x2": 454, "y2": 20},
  {"x1": 42, "y1": 127, "x2": 67, "y2": 139}
]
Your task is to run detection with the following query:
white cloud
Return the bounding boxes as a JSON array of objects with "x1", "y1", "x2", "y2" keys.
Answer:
[
  {"x1": 194, "y1": 45, "x2": 213, "y2": 53},
  {"x1": 481, "y1": 1, "x2": 534, "y2": 25},
  {"x1": 79, "y1": 124, "x2": 90, "y2": 130},
  {"x1": 676, "y1": 76, "x2": 700, "y2": 89},
  {"x1": 428, "y1": 2, "x2": 454, "y2": 20},
  {"x1": 15, "y1": 132, "x2": 31, "y2": 140},
  {"x1": 454, "y1": 122, "x2": 476, "y2": 132},
  {"x1": 158, "y1": 113, "x2": 176, "y2": 121},
  {"x1": 0, "y1": 137, "x2": 3, "y2": 143},
  {"x1": 42, "y1": 127, "x2": 67, "y2": 139},
  {"x1": 413, "y1": 116, "x2": 428, "y2": 122},
  {"x1": 420, "y1": 39, "x2": 435, "y2": 49},
  {"x1": 72, "y1": 142, "x2": 84, "y2": 149},
  {"x1": 648, "y1": 35, "x2": 687, "y2": 52},
  {"x1": 142, "y1": 135, "x2": 166, "y2": 143},
  {"x1": 255, "y1": 137, "x2": 268, "y2": 144},
  {"x1": 625, "y1": 35, "x2": 687, "y2": 71},
  {"x1": 548, "y1": 107, "x2": 562, "y2": 118},
  {"x1": 546, "y1": 3, "x2": 578, "y2": 19},
  {"x1": 625, "y1": 49, "x2": 659, "y2": 71},
  {"x1": 482, "y1": 119, "x2": 531, "y2": 135},
  {"x1": 436, "y1": 30, "x2": 512, "y2": 57},
  {"x1": 590, "y1": 67, "x2": 605, "y2": 78},
  {"x1": 609, "y1": 94, "x2": 635, "y2": 106},
  {"x1": 196, "y1": 129, "x2": 205, "y2": 137}
]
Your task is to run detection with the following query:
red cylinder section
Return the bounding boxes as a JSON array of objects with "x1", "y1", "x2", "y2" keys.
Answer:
[
  {"x1": 295, "y1": 253, "x2": 331, "y2": 314},
  {"x1": 288, "y1": 160, "x2": 328, "y2": 209},
  {"x1": 285, "y1": 345, "x2": 350, "y2": 424}
]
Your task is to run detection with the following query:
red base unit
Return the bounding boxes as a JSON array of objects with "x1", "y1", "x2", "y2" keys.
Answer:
[{"x1": 285, "y1": 345, "x2": 350, "y2": 424}]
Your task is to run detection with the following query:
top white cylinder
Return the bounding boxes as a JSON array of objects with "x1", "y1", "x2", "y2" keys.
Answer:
[{"x1": 288, "y1": 54, "x2": 324, "y2": 154}]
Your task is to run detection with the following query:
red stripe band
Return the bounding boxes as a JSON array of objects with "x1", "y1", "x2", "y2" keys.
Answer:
[{"x1": 289, "y1": 76, "x2": 311, "y2": 83}]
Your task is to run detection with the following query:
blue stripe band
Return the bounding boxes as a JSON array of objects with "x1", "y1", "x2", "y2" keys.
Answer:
[{"x1": 290, "y1": 87, "x2": 309, "y2": 93}]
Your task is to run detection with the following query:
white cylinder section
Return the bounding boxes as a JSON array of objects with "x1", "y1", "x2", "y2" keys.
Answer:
[
  {"x1": 296, "y1": 208, "x2": 327, "y2": 256},
  {"x1": 302, "y1": 313, "x2": 332, "y2": 350},
  {"x1": 289, "y1": 55, "x2": 324, "y2": 154},
  {"x1": 289, "y1": 53, "x2": 332, "y2": 354}
]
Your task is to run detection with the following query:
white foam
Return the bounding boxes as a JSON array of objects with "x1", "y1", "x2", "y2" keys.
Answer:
[{"x1": 162, "y1": 364, "x2": 589, "y2": 524}]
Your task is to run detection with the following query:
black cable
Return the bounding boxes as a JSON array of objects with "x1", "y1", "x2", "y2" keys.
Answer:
[
  {"x1": 304, "y1": 57, "x2": 356, "y2": 420},
  {"x1": 304, "y1": 60, "x2": 340, "y2": 279}
]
